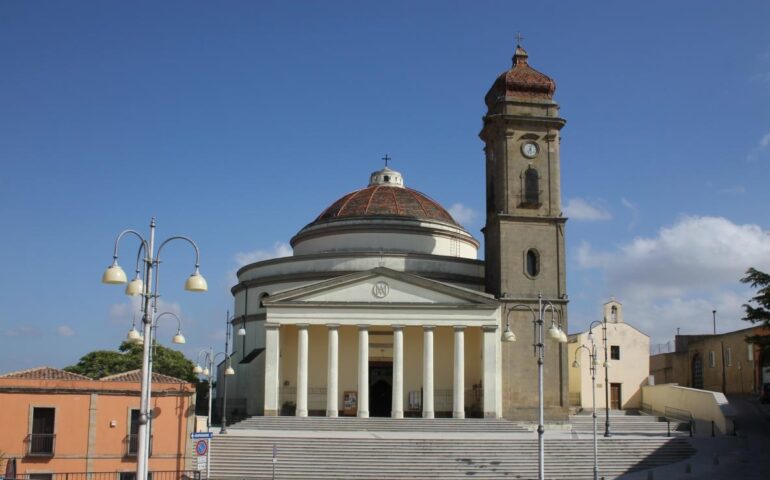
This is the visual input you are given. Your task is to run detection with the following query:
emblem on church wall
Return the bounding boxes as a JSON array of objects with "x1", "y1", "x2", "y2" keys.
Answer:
[{"x1": 371, "y1": 281, "x2": 389, "y2": 298}]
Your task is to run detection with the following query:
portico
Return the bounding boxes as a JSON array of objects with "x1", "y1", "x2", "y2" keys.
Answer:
[{"x1": 261, "y1": 268, "x2": 502, "y2": 419}]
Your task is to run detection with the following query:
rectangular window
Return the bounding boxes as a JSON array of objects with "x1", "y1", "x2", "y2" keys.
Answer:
[
  {"x1": 610, "y1": 346, "x2": 620, "y2": 360},
  {"x1": 29, "y1": 474, "x2": 53, "y2": 480},
  {"x1": 29, "y1": 407, "x2": 55, "y2": 455},
  {"x1": 127, "y1": 409, "x2": 140, "y2": 456},
  {"x1": 748, "y1": 344, "x2": 754, "y2": 361},
  {"x1": 709, "y1": 351, "x2": 716, "y2": 368},
  {"x1": 726, "y1": 347, "x2": 732, "y2": 367}
]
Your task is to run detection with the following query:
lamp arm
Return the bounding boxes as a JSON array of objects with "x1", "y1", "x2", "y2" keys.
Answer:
[
  {"x1": 156, "y1": 236, "x2": 202, "y2": 269},
  {"x1": 154, "y1": 311, "x2": 183, "y2": 331},
  {"x1": 505, "y1": 304, "x2": 537, "y2": 328},
  {"x1": 111, "y1": 230, "x2": 147, "y2": 262}
]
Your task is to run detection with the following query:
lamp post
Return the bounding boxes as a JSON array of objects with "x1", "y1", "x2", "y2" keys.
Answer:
[
  {"x1": 501, "y1": 292, "x2": 568, "y2": 480},
  {"x1": 219, "y1": 311, "x2": 241, "y2": 434},
  {"x1": 193, "y1": 346, "x2": 233, "y2": 480},
  {"x1": 589, "y1": 319, "x2": 611, "y2": 437},
  {"x1": 102, "y1": 218, "x2": 207, "y2": 480},
  {"x1": 573, "y1": 340, "x2": 599, "y2": 480}
]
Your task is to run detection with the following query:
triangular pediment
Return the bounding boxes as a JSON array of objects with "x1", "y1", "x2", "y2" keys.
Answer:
[{"x1": 263, "y1": 267, "x2": 497, "y2": 308}]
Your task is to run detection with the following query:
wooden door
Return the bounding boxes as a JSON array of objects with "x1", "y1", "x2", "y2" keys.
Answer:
[{"x1": 610, "y1": 383, "x2": 622, "y2": 410}]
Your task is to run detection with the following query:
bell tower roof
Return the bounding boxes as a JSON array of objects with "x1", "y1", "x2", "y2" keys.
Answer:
[{"x1": 485, "y1": 44, "x2": 556, "y2": 107}]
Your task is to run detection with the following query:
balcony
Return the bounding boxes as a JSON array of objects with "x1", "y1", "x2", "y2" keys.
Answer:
[{"x1": 27, "y1": 433, "x2": 55, "y2": 456}]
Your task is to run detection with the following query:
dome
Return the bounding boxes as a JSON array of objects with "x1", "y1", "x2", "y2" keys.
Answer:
[
  {"x1": 311, "y1": 167, "x2": 459, "y2": 227},
  {"x1": 485, "y1": 45, "x2": 556, "y2": 107},
  {"x1": 290, "y1": 167, "x2": 479, "y2": 259}
]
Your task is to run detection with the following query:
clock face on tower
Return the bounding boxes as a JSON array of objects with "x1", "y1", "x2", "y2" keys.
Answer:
[{"x1": 521, "y1": 142, "x2": 538, "y2": 158}]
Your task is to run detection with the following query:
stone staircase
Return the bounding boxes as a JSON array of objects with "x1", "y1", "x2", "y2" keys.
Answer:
[
  {"x1": 570, "y1": 410, "x2": 691, "y2": 437},
  {"x1": 228, "y1": 415, "x2": 529, "y2": 433},
  {"x1": 209, "y1": 415, "x2": 696, "y2": 479}
]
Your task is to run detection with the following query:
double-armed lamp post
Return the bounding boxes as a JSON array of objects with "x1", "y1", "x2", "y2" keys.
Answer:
[
  {"x1": 589, "y1": 319, "x2": 611, "y2": 437},
  {"x1": 573, "y1": 338, "x2": 599, "y2": 480},
  {"x1": 102, "y1": 218, "x2": 207, "y2": 480},
  {"x1": 501, "y1": 293, "x2": 568, "y2": 480}
]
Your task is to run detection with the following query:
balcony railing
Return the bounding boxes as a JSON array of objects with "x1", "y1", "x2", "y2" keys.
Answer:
[
  {"x1": 27, "y1": 433, "x2": 55, "y2": 456},
  {"x1": 125, "y1": 434, "x2": 153, "y2": 457}
]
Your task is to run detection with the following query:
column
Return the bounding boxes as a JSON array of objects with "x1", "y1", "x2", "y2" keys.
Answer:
[
  {"x1": 482, "y1": 325, "x2": 501, "y2": 418},
  {"x1": 296, "y1": 324, "x2": 309, "y2": 417},
  {"x1": 453, "y1": 326, "x2": 465, "y2": 419},
  {"x1": 357, "y1": 325, "x2": 369, "y2": 418},
  {"x1": 264, "y1": 323, "x2": 280, "y2": 416},
  {"x1": 392, "y1": 325, "x2": 404, "y2": 418},
  {"x1": 422, "y1": 326, "x2": 434, "y2": 419},
  {"x1": 326, "y1": 325, "x2": 339, "y2": 417}
]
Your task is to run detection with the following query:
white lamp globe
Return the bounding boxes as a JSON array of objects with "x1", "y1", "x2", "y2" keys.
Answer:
[
  {"x1": 127, "y1": 327, "x2": 142, "y2": 343},
  {"x1": 202, "y1": 368, "x2": 210, "y2": 376},
  {"x1": 102, "y1": 262, "x2": 127, "y2": 284},
  {"x1": 193, "y1": 364, "x2": 203, "y2": 374},
  {"x1": 547, "y1": 323, "x2": 562, "y2": 340},
  {"x1": 125, "y1": 276, "x2": 144, "y2": 296},
  {"x1": 501, "y1": 327, "x2": 516, "y2": 343},
  {"x1": 184, "y1": 268, "x2": 208, "y2": 292},
  {"x1": 225, "y1": 366, "x2": 235, "y2": 376},
  {"x1": 172, "y1": 331, "x2": 186, "y2": 344},
  {"x1": 237, "y1": 326, "x2": 246, "y2": 336},
  {"x1": 571, "y1": 360, "x2": 580, "y2": 368}
]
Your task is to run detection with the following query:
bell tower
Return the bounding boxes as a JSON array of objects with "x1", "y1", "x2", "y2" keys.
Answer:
[{"x1": 480, "y1": 43, "x2": 569, "y2": 419}]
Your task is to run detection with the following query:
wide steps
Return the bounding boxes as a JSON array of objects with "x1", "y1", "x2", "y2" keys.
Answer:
[
  {"x1": 229, "y1": 415, "x2": 529, "y2": 432},
  {"x1": 569, "y1": 413, "x2": 690, "y2": 436},
  {"x1": 210, "y1": 436, "x2": 695, "y2": 479}
]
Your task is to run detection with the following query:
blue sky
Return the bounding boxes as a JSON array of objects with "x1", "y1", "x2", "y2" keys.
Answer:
[{"x1": 2, "y1": 0, "x2": 770, "y2": 371}]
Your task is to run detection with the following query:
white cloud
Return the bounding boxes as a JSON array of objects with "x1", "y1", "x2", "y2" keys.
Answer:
[
  {"x1": 56, "y1": 325, "x2": 75, "y2": 337},
  {"x1": 234, "y1": 242, "x2": 292, "y2": 267},
  {"x1": 447, "y1": 203, "x2": 478, "y2": 225},
  {"x1": 620, "y1": 197, "x2": 639, "y2": 230},
  {"x1": 576, "y1": 215, "x2": 770, "y2": 343},
  {"x1": 748, "y1": 132, "x2": 770, "y2": 161},
  {"x1": 108, "y1": 297, "x2": 183, "y2": 327},
  {"x1": 4, "y1": 325, "x2": 43, "y2": 338},
  {"x1": 563, "y1": 198, "x2": 611, "y2": 221}
]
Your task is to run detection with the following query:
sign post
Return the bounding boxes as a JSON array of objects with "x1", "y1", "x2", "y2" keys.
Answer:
[{"x1": 191, "y1": 432, "x2": 213, "y2": 479}]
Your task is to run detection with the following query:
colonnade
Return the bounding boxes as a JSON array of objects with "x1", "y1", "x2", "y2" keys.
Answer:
[{"x1": 264, "y1": 323, "x2": 500, "y2": 418}]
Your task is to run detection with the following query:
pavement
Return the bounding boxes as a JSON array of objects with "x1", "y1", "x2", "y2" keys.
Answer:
[{"x1": 618, "y1": 395, "x2": 770, "y2": 480}]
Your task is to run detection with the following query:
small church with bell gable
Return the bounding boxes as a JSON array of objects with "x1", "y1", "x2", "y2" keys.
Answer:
[{"x1": 225, "y1": 43, "x2": 570, "y2": 421}]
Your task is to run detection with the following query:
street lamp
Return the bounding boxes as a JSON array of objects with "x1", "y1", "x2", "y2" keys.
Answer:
[
  {"x1": 501, "y1": 293, "x2": 567, "y2": 480},
  {"x1": 193, "y1": 345, "x2": 233, "y2": 480},
  {"x1": 102, "y1": 218, "x2": 207, "y2": 480},
  {"x1": 573, "y1": 340, "x2": 599, "y2": 480},
  {"x1": 218, "y1": 311, "x2": 240, "y2": 434},
  {"x1": 589, "y1": 319, "x2": 611, "y2": 437}
]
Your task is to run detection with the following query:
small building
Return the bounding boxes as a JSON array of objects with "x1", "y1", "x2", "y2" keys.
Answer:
[
  {"x1": 568, "y1": 300, "x2": 650, "y2": 410},
  {"x1": 0, "y1": 367, "x2": 196, "y2": 479},
  {"x1": 650, "y1": 326, "x2": 770, "y2": 394}
]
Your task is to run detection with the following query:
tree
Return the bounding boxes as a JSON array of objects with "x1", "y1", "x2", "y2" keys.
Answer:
[
  {"x1": 65, "y1": 341, "x2": 197, "y2": 383},
  {"x1": 740, "y1": 268, "x2": 770, "y2": 344}
]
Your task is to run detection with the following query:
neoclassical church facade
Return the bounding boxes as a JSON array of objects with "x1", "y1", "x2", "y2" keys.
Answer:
[{"x1": 227, "y1": 45, "x2": 569, "y2": 421}]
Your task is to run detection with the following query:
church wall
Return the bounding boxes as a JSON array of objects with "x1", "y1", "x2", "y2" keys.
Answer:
[
  {"x1": 293, "y1": 231, "x2": 478, "y2": 259},
  {"x1": 307, "y1": 325, "x2": 329, "y2": 413},
  {"x1": 279, "y1": 325, "x2": 298, "y2": 413},
  {"x1": 403, "y1": 326, "x2": 424, "y2": 415}
]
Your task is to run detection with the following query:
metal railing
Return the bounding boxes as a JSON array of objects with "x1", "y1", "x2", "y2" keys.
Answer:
[
  {"x1": 27, "y1": 433, "x2": 55, "y2": 456},
  {"x1": 7, "y1": 470, "x2": 200, "y2": 480},
  {"x1": 664, "y1": 406, "x2": 694, "y2": 437}
]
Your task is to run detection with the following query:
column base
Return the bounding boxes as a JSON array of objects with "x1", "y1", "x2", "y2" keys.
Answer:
[
  {"x1": 453, "y1": 411, "x2": 465, "y2": 419},
  {"x1": 296, "y1": 409, "x2": 308, "y2": 417},
  {"x1": 422, "y1": 411, "x2": 434, "y2": 419},
  {"x1": 264, "y1": 409, "x2": 279, "y2": 417},
  {"x1": 357, "y1": 411, "x2": 369, "y2": 418},
  {"x1": 326, "y1": 410, "x2": 338, "y2": 417},
  {"x1": 391, "y1": 411, "x2": 404, "y2": 419}
]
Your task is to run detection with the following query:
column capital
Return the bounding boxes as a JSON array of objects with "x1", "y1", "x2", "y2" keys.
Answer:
[
  {"x1": 482, "y1": 324, "x2": 499, "y2": 332},
  {"x1": 327, "y1": 323, "x2": 340, "y2": 329},
  {"x1": 358, "y1": 324, "x2": 370, "y2": 331},
  {"x1": 265, "y1": 322, "x2": 280, "y2": 330},
  {"x1": 297, "y1": 323, "x2": 309, "y2": 329},
  {"x1": 392, "y1": 325, "x2": 405, "y2": 331},
  {"x1": 423, "y1": 325, "x2": 435, "y2": 331},
  {"x1": 453, "y1": 325, "x2": 467, "y2": 331}
]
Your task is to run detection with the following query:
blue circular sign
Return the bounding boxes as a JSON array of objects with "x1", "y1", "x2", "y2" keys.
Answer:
[{"x1": 195, "y1": 439, "x2": 208, "y2": 456}]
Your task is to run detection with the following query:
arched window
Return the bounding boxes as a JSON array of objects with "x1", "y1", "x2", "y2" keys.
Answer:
[
  {"x1": 523, "y1": 167, "x2": 539, "y2": 206},
  {"x1": 526, "y1": 249, "x2": 540, "y2": 277},
  {"x1": 611, "y1": 306, "x2": 618, "y2": 322}
]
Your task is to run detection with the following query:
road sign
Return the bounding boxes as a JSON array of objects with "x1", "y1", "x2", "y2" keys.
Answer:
[
  {"x1": 191, "y1": 432, "x2": 213, "y2": 439},
  {"x1": 195, "y1": 440, "x2": 208, "y2": 456}
]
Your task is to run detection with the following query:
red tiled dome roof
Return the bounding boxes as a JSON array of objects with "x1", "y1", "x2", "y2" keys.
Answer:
[
  {"x1": 313, "y1": 185, "x2": 458, "y2": 226},
  {"x1": 485, "y1": 46, "x2": 556, "y2": 107}
]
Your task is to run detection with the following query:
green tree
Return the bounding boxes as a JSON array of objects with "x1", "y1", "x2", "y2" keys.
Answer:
[
  {"x1": 65, "y1": 341, "x2": 197, "y2": 383},
  {"x1": 740, "y1": 268, "x2": 770, "y2": 344}
]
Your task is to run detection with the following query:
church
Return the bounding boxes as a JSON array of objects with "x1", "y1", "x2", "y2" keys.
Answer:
[{"x1": 226, "y1": 44, "x2": 569, "y2": 421}]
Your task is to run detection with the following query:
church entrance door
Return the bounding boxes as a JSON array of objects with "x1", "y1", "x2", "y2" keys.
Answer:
[{"x1": 369, "y1": 362, "x2": 393, "y2": 417}]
